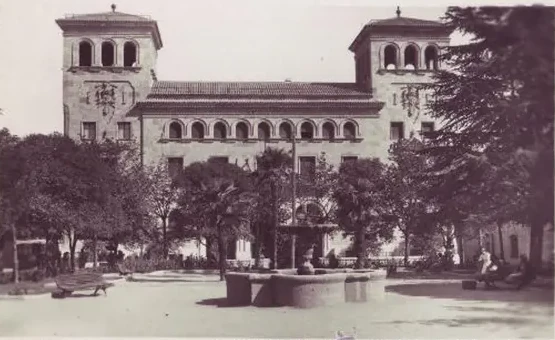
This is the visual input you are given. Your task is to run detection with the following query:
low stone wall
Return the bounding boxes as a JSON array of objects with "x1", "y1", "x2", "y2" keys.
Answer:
[
  {"x1": 249, "y1": 274, "x2": 273, "y2": 307},
  {"x1": 272, "y1": 273, "x2": 347, "y2": 308},
  {"x1": 225, "y1": 273, "x2": 252, "y2": 306},
  {"x1": 345, "y1": 273, "x2": 371, "y2": 302},
  {"x1": 225, "y1": 269, "x2": 387, "y2": 308}
]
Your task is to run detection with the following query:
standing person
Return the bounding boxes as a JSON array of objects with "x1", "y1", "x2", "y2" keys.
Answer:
[
  {"x1": 475, "y1": 248, "x2": 492, "y2": 285},
  {"x1": 478, "y1": 248, "x2": 492, "y2": 275}
]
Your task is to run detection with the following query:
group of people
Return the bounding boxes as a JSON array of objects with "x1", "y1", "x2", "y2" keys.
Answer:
[{"x1": 476, "y1": 247, "x2": 535, "y2": 290}]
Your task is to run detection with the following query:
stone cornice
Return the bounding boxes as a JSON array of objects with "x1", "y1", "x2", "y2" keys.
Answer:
[
  {"x1": 128, "y1": 99, "x2": 384, "y2": 117},
  {"x1": 68, "y1": 66, "x2": 142, "y2": 74}
]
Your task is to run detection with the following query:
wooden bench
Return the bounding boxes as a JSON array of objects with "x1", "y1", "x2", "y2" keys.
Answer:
[{"x1": 52, "y1": 271, "x2": 114, "y2": 298}]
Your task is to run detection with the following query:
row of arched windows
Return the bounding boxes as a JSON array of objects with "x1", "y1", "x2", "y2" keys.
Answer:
[
  {"x1": 166, "y1": 119, "x2": 358, "y2": 141},
  {"x1": 78, "y1": 40, "x2": 138, "y2": 67},
  {"x1": 383, "y1": 44, "x2": 439, "y2": 71}
]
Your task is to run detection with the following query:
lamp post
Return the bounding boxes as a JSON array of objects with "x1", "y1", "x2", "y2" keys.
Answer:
[{"x1": 290, "y1": 133, "x2": 297, "y2": 269}]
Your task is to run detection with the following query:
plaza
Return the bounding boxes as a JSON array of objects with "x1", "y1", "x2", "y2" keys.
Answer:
[{"x1": 0, "y1": 273, "x2": 553, "y2": 338}]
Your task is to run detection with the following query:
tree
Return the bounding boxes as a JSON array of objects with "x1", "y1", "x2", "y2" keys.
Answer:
[
  {"x1": 386, "y1": 138, "x2": 435, "y2": 266},
  {"x1": 424, "y1": 6, "x2": 554, "y2": 266},
  {"x1": 0, "y1": 129, "x2": 21, "y2": 282},
  {"x1": 142, "y1": 161, "x2": 180, "y2": 259},
  {"x1": 175, "y1": 160, "x2": 254, "y2": 280},
  {"x1": 251, "y1": 148, "x2": 292, "y2": 269},
  {"x1": 333, "y1": 158, "x2": 395, "y2": 269}
]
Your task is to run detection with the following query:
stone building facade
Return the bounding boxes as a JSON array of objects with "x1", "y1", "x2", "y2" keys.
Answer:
[{"x1": 56, "y1": 6, "x2": 453, "y2": 264}]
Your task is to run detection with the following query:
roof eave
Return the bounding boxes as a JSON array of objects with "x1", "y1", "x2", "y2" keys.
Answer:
[
  {"x1": 349, "y1": 24, "x2": 453, "y2": 52},
  {"x1": 129, "y1": 100, "x2": 385, "y2": 116},
  {"x1": 55, "y1": 19, "x2": 163, "y2": 50}
]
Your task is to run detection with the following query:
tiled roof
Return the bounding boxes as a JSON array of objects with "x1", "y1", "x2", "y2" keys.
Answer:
[
  {"x1": 349, "y1": 15, "x2": 451, "y2": 52},
  {"x1": 56, "y1": 7, "x2": 163, "y2": 49},
  {"x1": 147, "y1": 81, "x2": 371, "y2": 99},
  {"x1": 131, "y1": 81, "x2": 384, "y2": 115},
  {"x1": 58, "y1": 11, "x2": 154, "y2": 22},
  {"x1": 368, "y1": 16, "x2": 445, "y2": 28}
]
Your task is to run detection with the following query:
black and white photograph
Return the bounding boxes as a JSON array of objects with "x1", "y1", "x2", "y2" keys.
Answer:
[{"x1": 0, "y1": 1, "x2": 553, "y2": 338}]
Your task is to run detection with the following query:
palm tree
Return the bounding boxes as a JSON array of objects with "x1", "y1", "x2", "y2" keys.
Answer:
[
  {"x1": 177, "y1": 161, "x2": 254, "y2": 281},
  {"x1": 251, "y1": 148, "x2": 292, "y2": 269}
]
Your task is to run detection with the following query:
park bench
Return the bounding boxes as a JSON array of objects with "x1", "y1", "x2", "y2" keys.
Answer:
[
  {"x1": 462, "y1": 264, "x2": 535, "y2": 290},
  {"x1": 52, "y1": 271, "x2": 113, "y2": 298}
]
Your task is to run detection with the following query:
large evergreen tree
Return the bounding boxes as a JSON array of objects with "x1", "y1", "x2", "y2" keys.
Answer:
[{"x1": 424, "y1": 6, "x2": 554, "y2": 266}]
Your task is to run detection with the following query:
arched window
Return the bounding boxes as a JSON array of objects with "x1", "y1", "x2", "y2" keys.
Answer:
[
  {"x1": 322, "y1": 122, "x2": 335, "y2": 140},
  {"x1": 101, "y1": 41, "x2": 115, "y2": 67},
  {"x1": 307, "y1": 203, "x2": 324, "y2": 224},
  {"x1": 191, "y1": 122, "x2": 205, "y2": 139},
  {"x1": 123, "y1": 41, "x2": 138, "y2": 67},
  {"x1": 236, "y1": 122, "x2": 249, "y2": 140},
  {"x1": 169, "y1": 122, "x2": 182, "y2": 139},
  {"x1": 343, "y1": 122, "x2": 356, "y2": 139},
  {"x1": 258, "y1": 122, "x2": 271, "y2": 140},
  {"x1": 279, "y1": 122, "x2": 292, "y2": 140},
  {"x1": 214, "y1": 122, "x2": 227, "y2": 139},
  {"x1": 384, "y1": 45, "x2": 397, "y2": 70},
  {"x1": 404, "y1": 45, "x2": 418, "y2": 70},
  {"x1": 425, "y1": 46, "x2": 439, "y2": 70},
  {"x1": 510, "y1": 235, "x2": 519, "y2": 259},
  {"x1": 79, "y1": 41, "x2": 93, "y2": 67},
  {"x1": 300, "y1": 122, "x2": 314, "y2": 140}
]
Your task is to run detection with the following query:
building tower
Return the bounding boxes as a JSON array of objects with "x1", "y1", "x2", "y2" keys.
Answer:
[
  {"x1": 56, "y1": 4, "x2": 162, "y2": 142},
  {"x1": 349, "y1": 7, "x2": 452, "y2": 157}
]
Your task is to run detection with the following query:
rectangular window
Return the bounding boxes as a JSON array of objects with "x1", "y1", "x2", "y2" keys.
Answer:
[
  {"x1": 421, "y1": 122, "x2": 435, "y2": 138},
  {"x1": 341, "y1": 156, "x2": 358, "y2": 164},
  {"x1": 117, "y1": 122, "x2": 132, "y2": 140},
  {"x1": 299, "y1": 156, "x2": 316, "y2": 181},
  {"x1": 390, "y1": 122, "x2": 404, "y2": 141},
  {"x1": 209, "y1": 156, "x2": 229, "y2": 165},
  {"x1": 167, "y1": 157, "x2": 184, "y2": 178},
  {"x1": 82, "y1": 122, "x2": 96, "y2": 141}
]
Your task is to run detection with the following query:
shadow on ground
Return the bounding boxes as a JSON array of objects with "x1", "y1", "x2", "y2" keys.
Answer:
[
  {"x1": 383, "y1": 316, "x2": 544, "y2": 328},
  {"x1": 195, "y1": 297, "x2": 239, "y2": 308},
  {"x1": 386, "y1": 282, "x2": 554, "y2": 305},
  {"x1": 127, "y1": 278, "x2": 219, "y2": 283}
]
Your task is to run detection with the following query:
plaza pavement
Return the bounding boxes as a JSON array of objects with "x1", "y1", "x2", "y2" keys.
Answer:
[{"x1": 0, "y1": 273, "x2": 553, "y2": 338}]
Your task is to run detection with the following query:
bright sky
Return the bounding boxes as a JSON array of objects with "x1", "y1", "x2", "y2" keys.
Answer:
[{"x1": 0, "y1": 0, "x2": 532, "y2": 136}]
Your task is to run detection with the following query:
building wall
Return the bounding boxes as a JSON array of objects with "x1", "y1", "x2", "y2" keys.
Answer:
[
  {"x1": 141, "y1": 115, "x2": 385, "y2": 167},
  {"x1": 62, "y1": 31, "x2": 157, "y2": 141},
  {"x1": 461, "y1": 222, "x2": 555, "y2": 266}
]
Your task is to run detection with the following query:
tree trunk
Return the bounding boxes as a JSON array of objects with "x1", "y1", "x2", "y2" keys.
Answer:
[
  {"x1": 253, "y1": 223, "x2": 261, "y2": 268},
  {"x1": 454, "y1": 222, "x2": 464, "y2": 266},
  {"x1": 69, "y1": 237, "x2": 78, "y2": 273},
  {"x1": 497, "y1": 221, "x2": 505, "y2": 261},
  {"x1": 92, "y1": 234, "x2": 98, "y2": 268},
  {"x1": 403, "y1": 232, "x2": 409, "y2": 267},
  {"x1": 529, "y1": 220, "x2": 544, "y2": 268},
  {"x1": 217, "y1": 223, "x2": 226, "y2": 281},
  {"x1": 11, "y1": 222, "x2": 19, "y2": 283},
  {"x1": 271, "y1": 185, "x2": 278, "y2": 270},
  {"x1": 162, "y1": 216, "x2": 168, "y2": 260},
  {"x1": 355, "y1": 226, "x2": 366, "y2": 269}
]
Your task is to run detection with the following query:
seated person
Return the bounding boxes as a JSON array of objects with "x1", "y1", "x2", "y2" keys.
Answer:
[{"x1": 505, "y1": 255, "x2": 536, "y2": 290}]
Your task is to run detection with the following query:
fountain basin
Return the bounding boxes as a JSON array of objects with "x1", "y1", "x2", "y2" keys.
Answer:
[{"x1": 225, "y1": 269, "x2": 386, "y2": 308}]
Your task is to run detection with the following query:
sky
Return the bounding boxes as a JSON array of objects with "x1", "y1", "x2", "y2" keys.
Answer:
[{"x1": 0, "y1": 0, "x2": 535, "y2": 136}]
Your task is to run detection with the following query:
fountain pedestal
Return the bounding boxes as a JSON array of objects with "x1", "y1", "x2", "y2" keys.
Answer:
[{"x1": 297, "y1": 244, "x2": 315, "y2": 275}]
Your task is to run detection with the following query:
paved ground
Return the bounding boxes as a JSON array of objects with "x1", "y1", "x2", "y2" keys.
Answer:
[{"x1": 0, "y1": 275, "x2": 552, "y2": 338}]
